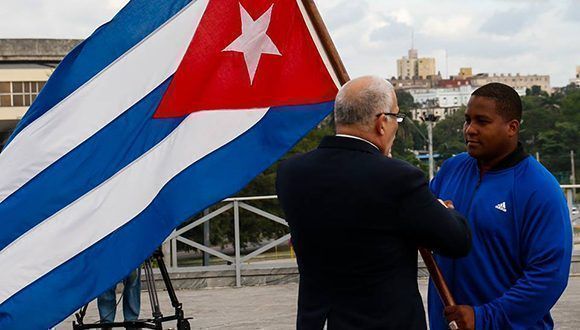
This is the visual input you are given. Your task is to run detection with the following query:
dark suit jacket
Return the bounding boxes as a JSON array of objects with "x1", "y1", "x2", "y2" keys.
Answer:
[{"x1": 276, "y1": 136, "x2": 471, "y2": 330}]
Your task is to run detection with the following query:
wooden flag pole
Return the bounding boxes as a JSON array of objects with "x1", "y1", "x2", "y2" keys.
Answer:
[
  {"x1": 301, "y1": 0, "x2": 456, "y2": 308},
  {"x1": 300, "y1": 0, "x2": 350, "y2": 85},
  {"x1": 419, "y1": 248, "x2": 456, "y2": 307}
]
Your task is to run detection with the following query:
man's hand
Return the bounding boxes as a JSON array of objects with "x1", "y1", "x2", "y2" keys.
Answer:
[
  {"x1": 438, "y1": 199, "x2": 455, "y2": 209},
  {"x1": 445, "y1": 305, "x2": 474, "y2": 330}
]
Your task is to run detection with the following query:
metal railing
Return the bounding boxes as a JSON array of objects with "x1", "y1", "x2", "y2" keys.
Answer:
[
  {"x1": 563, "y1": 185, "x2": 580, "y2": 245},
  {"x1": 162, "y1": 185, "x2": 579, "y2": 287},
  {"x1": 164, "y1": 195, "x2": 294, "y2": 287},
  {"x1": 562, "y1": 184, "x2": 579, "y2": 210}
]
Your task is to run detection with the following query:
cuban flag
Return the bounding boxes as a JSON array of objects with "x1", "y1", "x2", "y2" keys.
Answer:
[{"x1": 0, "y1": 0, "x2": 340, "y2": 328}]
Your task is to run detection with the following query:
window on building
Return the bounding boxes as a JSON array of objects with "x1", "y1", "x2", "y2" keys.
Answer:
[
  {"x1": 0, "y1": 82, "x2": 10, "y2": 107},
  {"x1": 0, "y1": 81, "x2": 46, "y2": 107}
]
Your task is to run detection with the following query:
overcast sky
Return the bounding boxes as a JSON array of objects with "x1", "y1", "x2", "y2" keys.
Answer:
[{"x1": 1, "y1": 0, "x2": 578, "y2": 86}]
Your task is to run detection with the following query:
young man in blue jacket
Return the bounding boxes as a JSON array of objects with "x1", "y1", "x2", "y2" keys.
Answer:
[{"x1": 428, "y1": 83, "x2": 572, "y2": 330}]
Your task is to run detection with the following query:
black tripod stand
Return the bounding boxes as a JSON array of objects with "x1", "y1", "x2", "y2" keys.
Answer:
[{"x1": 73, "y1": 249, "x2": 191, "y2": 329}]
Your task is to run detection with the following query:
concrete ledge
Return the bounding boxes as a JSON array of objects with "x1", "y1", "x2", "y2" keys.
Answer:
[
  {"x1": 570, "y1": 253, "x2": 580, "y2": 275},
  {"x1": 145, "y1": 255, "x2": 580, "y2": 290},
  {"x1": 147, "y1": 262, "x2": 432, "y2": 290},
  {"x1": 149, "y1": 266, "x2": 301, "y2": 290},
  {"x1": 0, "y1": 39, "x2": 81, "y2": 62}
]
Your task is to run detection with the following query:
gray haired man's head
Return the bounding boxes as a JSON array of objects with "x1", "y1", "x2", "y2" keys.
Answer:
[{"x1": 334, "y1": 76, "x2": 395, "y2": 130}]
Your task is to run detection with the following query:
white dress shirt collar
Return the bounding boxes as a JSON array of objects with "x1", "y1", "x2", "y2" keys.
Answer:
[{"x1": 335, "y1": 134, "x2": 380, "y2": 151}]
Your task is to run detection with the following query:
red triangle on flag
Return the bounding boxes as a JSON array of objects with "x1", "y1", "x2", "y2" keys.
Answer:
[{"x1": 154, "y1": 0, "x2": 339, "y2": 118}]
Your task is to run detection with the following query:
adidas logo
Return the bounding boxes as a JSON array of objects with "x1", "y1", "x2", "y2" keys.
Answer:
[{"x1": 495, "y1": 202, "x2": 507, "y2": 213}]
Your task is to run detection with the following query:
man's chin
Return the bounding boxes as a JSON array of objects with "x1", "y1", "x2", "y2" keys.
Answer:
[{"x1": 466, "y1": 145, "x2": 481, "y2": 158}]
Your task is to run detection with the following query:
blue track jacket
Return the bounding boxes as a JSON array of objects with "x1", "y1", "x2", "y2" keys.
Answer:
[{"x1": 428, "y1": 152, "x2": 572, "y2": 330}]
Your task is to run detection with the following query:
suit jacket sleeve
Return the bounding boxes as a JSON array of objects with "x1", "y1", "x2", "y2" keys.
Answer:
[{"x1": 396, "y1": 166, "x2": 471, "y2": 258}]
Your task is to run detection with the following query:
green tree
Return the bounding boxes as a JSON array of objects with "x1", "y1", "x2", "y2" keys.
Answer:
[
  {"x1": 432, "y1": 107, "x2": 466, "y2": 162},
  {"x1": 392, "y1": 90, "x2": 427, "y2": 170}
]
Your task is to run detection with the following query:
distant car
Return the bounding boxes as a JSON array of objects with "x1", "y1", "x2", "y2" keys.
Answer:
[{"x1": 573, "y1": 207, "x2": 578, "y2": 216}]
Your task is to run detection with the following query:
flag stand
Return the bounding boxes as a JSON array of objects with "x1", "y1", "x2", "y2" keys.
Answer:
[{"x1": 72, "y1": 249, "x2": 191, "y2": 330}]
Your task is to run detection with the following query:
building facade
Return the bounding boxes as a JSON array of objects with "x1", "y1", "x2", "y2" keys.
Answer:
[
  {"x1": 396, "y1": 48, "x2": 436, "y2": 80},
  {"x1": 409, "y1": 85, "x2": 473, "y2": 107},
  {"x1": 410, "y1": 106, "x2": 462, "y2": 122},
  {"x1": 0, "y1": 39, "x2": 80, "y2": 149},
  {"x1": 457, "y1": 67, "x2": 473, "y2": 79},
  {"x1": 570, "y1": 66, "x2": 580, "y2": 87},
  {"x1": 470, "y1": 72, "x2": 551, "y2": 93},
  {"x1": 408, "y1": 84, "x2": 525, "y2": 122},
  {"x1": 389, "y1": 76, "x2": 439, "y2": 90},
  {"x1": 407, "y1": 85, "x2": 472, "y2": 121},
  {"x1": 437, "y1": 79, "x2": 470, "y2": 88}
]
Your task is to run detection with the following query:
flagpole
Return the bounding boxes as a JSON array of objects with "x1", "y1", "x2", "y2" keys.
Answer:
[
  {"x1": 301, "y1": 0, "x2": 456, "y2": 308},
  {"x1": 419, "y1": 248, "x2": 456, "y2": 307},
  {"x1": 300, "y1": 0, "x2": 350, "y2": 85}
]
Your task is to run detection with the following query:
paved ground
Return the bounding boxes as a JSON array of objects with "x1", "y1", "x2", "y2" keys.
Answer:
[{"x1": 58, "y1": 277, "x2": 580, "y2": 329}]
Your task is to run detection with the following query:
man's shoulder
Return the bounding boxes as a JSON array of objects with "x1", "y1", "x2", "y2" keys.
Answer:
[
  {"x1": 435, "y1": 153, "x2": 472, "y2": 178},
  {"x1": 514, "y1": 157, "x2": 563, "y2": 198},
  {"x1": 442, "y1": 153, "x2": 471, "y2": 169},
  {"x1": 277, "y1": 148, "x2": 331, "y2": 179},
  {"x1": 373, "y1": 157, "x2": 427, "y2": 187},
  {"x1": 278, "y1": 150, "x2": 315, "y2": 172},
  {"x1": 381, "y1": 157, "x2": 423, "y2": 174}
]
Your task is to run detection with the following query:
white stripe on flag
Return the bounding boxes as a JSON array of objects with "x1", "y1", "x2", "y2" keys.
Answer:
[
  {"x1": 0, "y1": 108, "x2": 269, "y2": 305},
  {"x1": 0, "y1": 0, "x2": 210, "y2": 204},
  {"x1": 295, "y1": 0, "x2": 341, "y2": 89}
]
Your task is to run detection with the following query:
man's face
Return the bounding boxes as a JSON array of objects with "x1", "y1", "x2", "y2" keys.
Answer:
[{"x1": 463, "y1": 96, "x2": 513, "y2": 162}]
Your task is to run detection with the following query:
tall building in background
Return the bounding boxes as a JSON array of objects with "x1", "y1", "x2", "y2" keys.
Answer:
[
  {"x1": 0, "y1": 39, "x2": 81, "y2": 150},
  {"x1": 396, "y1": 48, "x2": 436, "y2": 80}
]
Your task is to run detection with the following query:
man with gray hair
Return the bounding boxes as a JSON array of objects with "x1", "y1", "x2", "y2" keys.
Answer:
[{"x1": 276, "y1": 76, "x2": 472, "y2": 329}]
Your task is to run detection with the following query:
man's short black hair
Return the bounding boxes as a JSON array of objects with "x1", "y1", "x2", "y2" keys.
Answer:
[{"x1": 471, "y1": 83, "x2": 522, "y2": 121}]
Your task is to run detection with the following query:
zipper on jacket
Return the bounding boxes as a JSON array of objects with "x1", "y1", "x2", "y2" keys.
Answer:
[{"x1": 450, "y1": 174, "x2": 482, "y2": 296}]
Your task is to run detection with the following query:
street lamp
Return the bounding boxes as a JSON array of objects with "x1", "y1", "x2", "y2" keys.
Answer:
[{"x1": 419, "y1": 99, "x2": 440, "y2": 180}]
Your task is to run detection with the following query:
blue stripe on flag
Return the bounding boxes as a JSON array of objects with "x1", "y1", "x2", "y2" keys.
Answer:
[
  {"x1": 0, "y1": 79, "x2": 183, "y2": 250},
  {"x1": 0, "y1": 101, "x2": 333, "y2": 329},
  {"x1": 7, "y1": 0, "x2": 192, "y2": 145}
]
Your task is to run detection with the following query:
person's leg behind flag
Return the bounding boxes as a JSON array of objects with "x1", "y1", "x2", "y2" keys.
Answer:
[
  {"x1": 97, "y1": 285, "x2": 118, "y2": 323},
  {"x1": 122, "y1": 267, "x2": 141, "y2": 322}
]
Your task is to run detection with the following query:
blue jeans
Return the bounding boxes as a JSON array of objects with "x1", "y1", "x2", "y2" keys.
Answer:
[{"x1": 97, "y1": 267, "x2": 141, "y2": 323}]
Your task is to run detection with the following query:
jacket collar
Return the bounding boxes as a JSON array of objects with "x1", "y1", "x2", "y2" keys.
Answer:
[
  {"x1": 487, "y1": 142, "x2": 529, "y2": 172},
  {"x1": 318, "y1": 135, "x2": 382, "y2": 156}
]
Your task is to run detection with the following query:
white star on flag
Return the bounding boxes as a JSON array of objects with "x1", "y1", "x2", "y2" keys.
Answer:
[{"x1": 223, "y1": 3, "x2": 282, "y2": 85}]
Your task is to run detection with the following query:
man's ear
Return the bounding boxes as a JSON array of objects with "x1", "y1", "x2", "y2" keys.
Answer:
[
  {"x1": 375, "y1": 116, "x2": 385, "y2": 136},
  {"x1": 507, "y1": 119, "x2": 520, "y2": 137}
]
